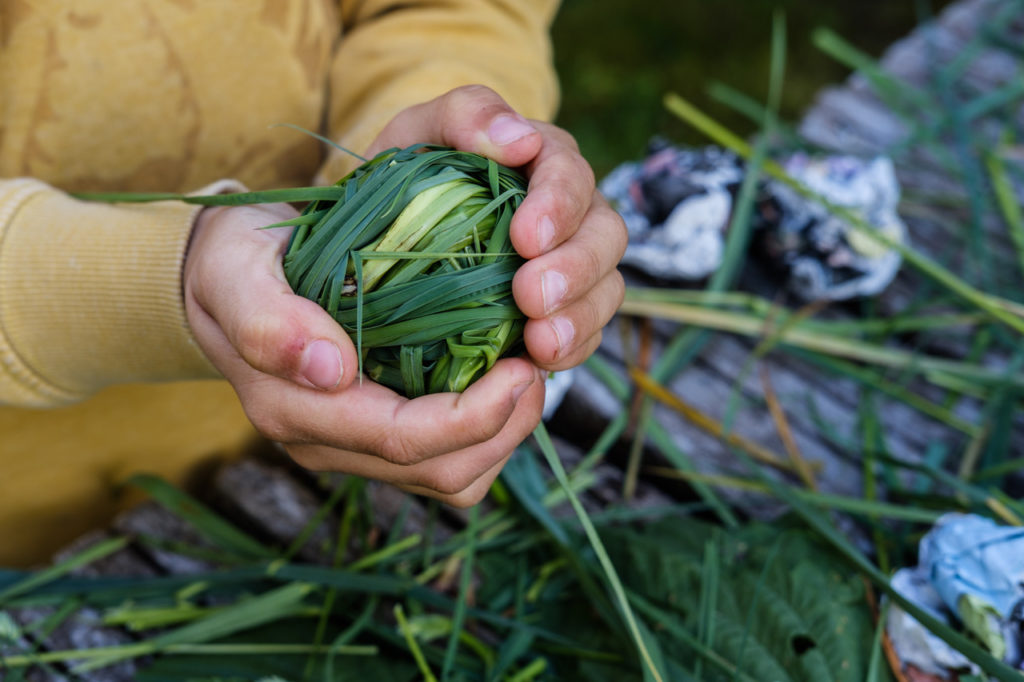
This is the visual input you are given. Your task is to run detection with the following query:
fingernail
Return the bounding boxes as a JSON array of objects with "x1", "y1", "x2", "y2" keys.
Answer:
[
  {"x1": 550, "y1": 316, "x2": 575, "y2": 357},
  {"x1": 541, "y1": 270, "x2": 568, "y2": 314},
  {"x1": 301, "y1": 339, "x2": 342, "y2": 389},
  {"x1": 537, "y1": 215, "x2": 556, "y2": 253},
  {"x1": 488, "y1": 114, "x2": 536, "y2": 146},
  {"x1": 511, "y1": 373, "x2": 535, "y2": 403}
]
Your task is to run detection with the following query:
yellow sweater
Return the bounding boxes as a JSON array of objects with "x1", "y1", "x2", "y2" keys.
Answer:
[{"x1": 0, "y1": 0, "x2": 558, "y2": 566}]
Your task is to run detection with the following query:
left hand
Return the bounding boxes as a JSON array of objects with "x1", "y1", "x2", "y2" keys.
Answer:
[{"x1": 365, "y1": 84, "x2": 627, "y2": 373}]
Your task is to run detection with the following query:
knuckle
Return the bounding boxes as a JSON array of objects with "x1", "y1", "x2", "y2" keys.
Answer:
[
  {"x1": 377, "y1": 430, "x2": 425, "y2": 466},
  {"x1": 544, "y1": 175, "x2": 587, "y2": 224},
  {"x1": 451, "y1": 83, "x2": 495, "y2": 101},
  {"x1": 444, "y1": 84, "x2": 498, "y2": 119},
  {"x1": 236, "y1": 311, "x2": 307, "y2": 378},
  {"x1": 611, "y1": 271, "x2": 626, "y2": 310},
  {"x1": 539, "y1": 122, "x2": 581, "y2": 153},
  {"x1": 572, "y1": 153, "x2": 596, "y2": 189},
  {"x1": 611, "y1": 213, "x2": 629, "y2": 258},
  {"x1": 453, "y1": 401, "x2": 506, "y2": 446},
  {"x1": 584, "y1": 292, "x2": 604, "y2": 331},
  {"x1": 248, "y1": 408, "x2": 291, "y2": 443},
  {"x1": 581, "y1": 239, "x2": 605, "y2": 279},
  {"x1": 235, "y1": 313, "x2": 283, "y2": 367}
]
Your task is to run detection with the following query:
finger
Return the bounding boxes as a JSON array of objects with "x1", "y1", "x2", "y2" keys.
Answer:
[
  {"x1": 512, "y1": 193, "x2": 627, "y2": 320},
  {"x1": 395, "y1": 447, "x2": 515, "y2": 507},
  {"x1": 365, "y1": 85, "x2": 543, "y2": 169},
  {"x1": 241, "y1": 358, "x2": 542, "y2": 463},
  {"x1": 522, "y1": 269, "x2": 624, "y2": 369},
  {"x1": 509, "y1": 122, "x2": 596, "y2": 258},
  {"x1": 283, "y1": 368, "x2": 545, "y2": 498},
  {"x1": 186, "y1": 206, "x2": 358, "y2": 391}
]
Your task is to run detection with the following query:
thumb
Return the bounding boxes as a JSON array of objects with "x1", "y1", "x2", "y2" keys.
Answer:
[
  {"x1": 366, "y1": 85, "x2": 543, "y2": 168},
  {"x1": 185, "y1": 205, "x2": 358, "y2": 391}
]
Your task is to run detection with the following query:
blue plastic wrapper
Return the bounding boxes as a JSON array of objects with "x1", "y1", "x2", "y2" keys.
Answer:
[
  {"x1": 921, "y1": 513, "x2": 1024, "y2": 621},
  {"x1": 888, "y1": 513, "x2": 1024, "y2": 677}
]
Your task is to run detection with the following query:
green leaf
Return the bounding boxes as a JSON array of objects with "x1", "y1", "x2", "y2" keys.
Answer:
[{"x1": 602, "y1": 519, "x2": 890, "y2": 682}]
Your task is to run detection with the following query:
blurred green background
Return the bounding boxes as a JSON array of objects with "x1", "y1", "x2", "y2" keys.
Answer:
[{"x1": 551, "y1": 0, "x2": 953, "y2": 178}]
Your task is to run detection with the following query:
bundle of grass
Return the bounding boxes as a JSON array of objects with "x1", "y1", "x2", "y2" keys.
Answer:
[{"x1": 282, "y1": 144, "x2": 527, "y2": 397}]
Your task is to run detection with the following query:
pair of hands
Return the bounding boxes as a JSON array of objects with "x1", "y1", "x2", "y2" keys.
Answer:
[{"x1": 183, "y1": 86, "x2": 626, "y2": 506}]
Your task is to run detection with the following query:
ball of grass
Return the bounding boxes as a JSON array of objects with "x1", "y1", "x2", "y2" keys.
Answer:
[{"x1": 283, "y1": 145, "x2": 528, "y2": 398}]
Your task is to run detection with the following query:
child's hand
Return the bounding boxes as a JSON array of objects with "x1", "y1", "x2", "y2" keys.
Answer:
[
  {"x1": 182, "y1": 84, "x2": 625, "y2": 506},
  {"x1": 184, "y1": 203, "x2": 544, "y2": 507}
]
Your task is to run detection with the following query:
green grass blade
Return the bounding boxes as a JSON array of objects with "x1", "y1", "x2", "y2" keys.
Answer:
[
  {"x1": 985, "y1": 146, "x2": 1024, "y2": 282},
  {"x1": 73, "y1": 186, "x2": 345, "y2": 206},
  {"x1": 74, "y1": 582, "x2": 316, "y2": 673},
  {"x1": 0, "y1": 537, "x2": 128, "y2": 606},
  {"x1": 441, "y1": 505, "x2": 479, "y2": 681},
  {"x1": 533, "y1": 423, "x2": 667, "y2": 682},
  {"x1": 394, "y1": 604, "x2": 438, "y2": 682},
  {"x1": 127, "y1": 475, "x2": 276, "y2": 560}
]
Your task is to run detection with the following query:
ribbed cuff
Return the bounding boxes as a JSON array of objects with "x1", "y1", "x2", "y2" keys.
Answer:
[{"x1": 0, "y1": 179, "x2": 241, "y2": 406}]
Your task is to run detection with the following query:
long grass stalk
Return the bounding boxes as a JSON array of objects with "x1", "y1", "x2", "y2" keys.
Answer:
[
  {"x1": 866, "y1": 601, "x2": 891, "y2": 682},
  {"x1": 0, "y1": 537, "x2": 128, "y2": 607},
  {"x1": 0, "y1": 643, "x2": 377, "y2": 669},
  {"x1": 811, "y1": 27, "x2": 935, "y2": 115},
  {"x1": 792, "y1": 349, "x2": 981, "y2": 436},
  {"x1": 972, "y1": 456, "x2": 1024, "y2": 482},
  {"x1": 283, "y1": 477, "x2": 350, "y2": 562},
  {"x1": 581, "y1": 354, "x2": 739, "y2": 526},
  {"x1": 628, "y1": 367, "x2": 815, "y2": 476},
  {"x1": 694, "y1": 537, "x2": 720, "y2": 680},
  {"x1": 646, "y1": 467, "x2": 945, "y2": 523},
  {"x1": 507, "y1": 657, "x2": 548, "y2": 682},
  {"x1": 859, "y1": 390, "x2": 892, "y2": 573},
  {"x1": 986, "y1": 496, "x2": 1024, "y2": 527},
  {"x1": 533, "y1": 423, "x2": 666, "y2": 682},
  {"x1": 347, "y1": 535, "x2": 421, "y2": 573},
  {"x1": 324, "y1": 595, "x2": 379, "y2": 681},
  {"x1": 628, "y1": 593, "x2": 761, "y2": 682},
  {"x1": 612, "y1": 12, "x2": 786, "y2": 528},
  {"x1": 620, "y1": 296, "x2": 1024, "y2": 389},
  {"x1": 760, "y1": 366, "x2": 818, "y2": 489},
  {"x1": 394, "y1": 604, "x2": 438, "y2": 682},
  {"x1": 127, "y1": 474, "x2": 275, "y2": 560},
  {"x1": 625, "y1": 287, "x2": 986, "y2": 335},
  {"x1": 987, "y1": 144, "x2": 1024, "y2": 281},
  {"x1": 74, "y1": 582, "x2": 317, "y2": 673},
  {"x1": 304, "y1": 477, "x2": 360, "y2": 680},
  {"x1": 441, "y1": 505, "x2": 478, "y2": 680}
]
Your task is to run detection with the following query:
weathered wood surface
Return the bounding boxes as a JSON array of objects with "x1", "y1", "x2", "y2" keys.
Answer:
[
  {"x1": 556, "y1": 0, "x2": 1024, "y2": 510},
  {"x1": 6, "y1": 1, "x2": 1024, "y2": 679}
]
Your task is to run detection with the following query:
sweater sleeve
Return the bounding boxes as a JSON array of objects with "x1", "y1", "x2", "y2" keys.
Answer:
[
  {"x1": 0, "y1": 179, "x2": 229, "y2": 407},
  {"x1": 318, "y1": 0, "x2": 561, "y2": 183}
]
